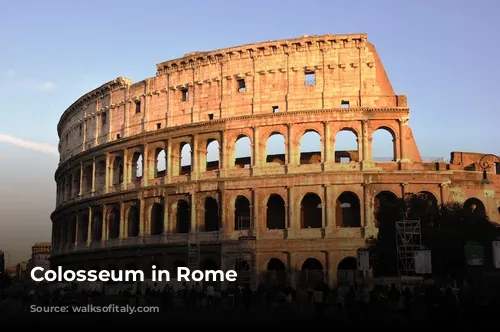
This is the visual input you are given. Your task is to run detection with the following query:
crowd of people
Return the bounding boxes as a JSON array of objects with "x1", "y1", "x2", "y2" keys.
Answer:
[{"x1": 0, "y1": 278, "x2": 497, "y2": 322}]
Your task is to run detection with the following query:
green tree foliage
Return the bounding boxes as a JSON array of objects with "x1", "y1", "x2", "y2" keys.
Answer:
[{"x1": 366, "y1": 193, "x2": 500, "y2": 278}]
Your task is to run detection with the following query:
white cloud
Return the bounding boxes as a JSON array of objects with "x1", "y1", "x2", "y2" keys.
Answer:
[
  {"x1": 0, "y1": 134, "x2": 58, "y2": 155},
  {"x1": 4, "y1": 69, "x2": 56, "y2": 91},
  {"x1": 38, "y1": 81, "x2": 56, "y2": 91}
]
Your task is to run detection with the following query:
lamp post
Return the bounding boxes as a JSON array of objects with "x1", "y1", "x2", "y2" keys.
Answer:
[{"x1": 479, "y1": 154, "x2": 500, "y2": 185}]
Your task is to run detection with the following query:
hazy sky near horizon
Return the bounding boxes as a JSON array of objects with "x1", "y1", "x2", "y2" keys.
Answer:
[{"x1": 0, "y1": 0, "x2": 499, "y2": 266}]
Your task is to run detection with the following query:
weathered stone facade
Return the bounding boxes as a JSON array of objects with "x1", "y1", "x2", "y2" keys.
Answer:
[{"x1": 50, "y1": 33, "x2": 500, "y2": 286}]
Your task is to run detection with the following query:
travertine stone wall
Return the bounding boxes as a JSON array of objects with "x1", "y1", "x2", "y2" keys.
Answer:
[{"x1": 51, "y1": 34, "x2": 500, "y2": 286}]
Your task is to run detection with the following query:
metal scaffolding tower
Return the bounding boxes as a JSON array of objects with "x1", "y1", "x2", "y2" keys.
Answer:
[
  {"x1": 236, "y1": 212, "x2": 256, "y2": 286},
  {"x1": 187, "y1": 233, "x2": 200, "y2": 271},
  {"x1": 396, "y1": 219, "x2": 421, "y2": 276}
]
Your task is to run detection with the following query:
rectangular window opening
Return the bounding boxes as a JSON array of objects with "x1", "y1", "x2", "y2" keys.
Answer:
[
  {"x1": 101, "y1": 112, "x2": 107, "y2": 125},
  {"x1": 208, "y1": 113, "x2": 214, "y2": 120},
  {"x1": 341, "y1": 100, "x2": 350, "y2": 108},
  {"x1": 156, "y1": 123, "x2": 161, "y2": 129},
  {"x1": 340, "y1": 156, "x2": 350, "y2": 163},
  {"x1": 181, "y1": 88, "x2": 189, "y2": 101},
  {"x1": 272, "y1": 106, "x2": 279, "y2": 113},
  {"x1": 237, "y1": 78, "x2": 246, "y2": 93},
  {"x1": 116, "y1": 134, "x2": 121, "y2": 139},
  {"x1": 495, "y1": 162, "x2": 500, "y2": 175},
  {"x1": 79, "y1": 124, "x2": 82, "y2": 136},
  {"x1": 135, "y1": 100, "x2": 141, "y2": 113},
  {"x1": 305, "y1": 71, "x2": 315, "y2": 86}
]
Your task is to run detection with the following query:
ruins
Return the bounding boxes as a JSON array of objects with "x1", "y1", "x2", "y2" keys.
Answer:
[{"x1": 51, "y1": 33, "x2": 500, "y2": 287}]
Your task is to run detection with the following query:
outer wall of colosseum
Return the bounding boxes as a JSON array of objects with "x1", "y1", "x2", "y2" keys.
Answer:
[{"x1": 50, "y1": 34, "x2": 500, "y2": 288}]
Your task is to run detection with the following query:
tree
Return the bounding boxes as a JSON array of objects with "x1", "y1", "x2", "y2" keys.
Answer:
[{"x1": 366, "y1": 194, "x2": 500, "y2": 278}]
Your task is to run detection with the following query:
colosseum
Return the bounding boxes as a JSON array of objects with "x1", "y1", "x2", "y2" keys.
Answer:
[{"x1": 50, "y1": 33, "x2": 500, "y2": 287}]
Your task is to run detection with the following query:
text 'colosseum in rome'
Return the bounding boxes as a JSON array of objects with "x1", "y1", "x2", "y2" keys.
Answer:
[{"x1": 51, "y1": 33, "x2": 500, "y2": 286}]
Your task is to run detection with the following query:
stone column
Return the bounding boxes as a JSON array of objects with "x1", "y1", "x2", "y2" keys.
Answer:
[
  {"x1": 87, "y1": 207, "x2": 93, "y2": 246},
  {"x1": 163, "y1": 191, "x2": 169, "y2": 234},
  {"x1": 190, "y1": 192, "x2": 197, "y2": 232},
  {"x1": 139, "y1": 197, "x2": 146, "y2": 236},
  {"x1": 91, "y1": 158, "x2": 96, "y2": 193},
  {"x1": 120, "y1": 201, "x2": 126, "y2": 239}
]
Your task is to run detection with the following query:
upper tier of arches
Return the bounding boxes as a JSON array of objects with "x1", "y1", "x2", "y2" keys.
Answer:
[{"x1": 56, "y1": 33, "x2": 408, "y2": 163}]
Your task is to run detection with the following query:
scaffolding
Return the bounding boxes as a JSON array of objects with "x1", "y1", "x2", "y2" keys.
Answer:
[
  {"x1": 235, "y1": 212, "x2": 256, "y2": 286},
  {"x1": 187, "y1": 233, "x2": 200, "y2": 271},
  {"x1": 396, "y1": 219, "x2": 421, "y2": 276}
]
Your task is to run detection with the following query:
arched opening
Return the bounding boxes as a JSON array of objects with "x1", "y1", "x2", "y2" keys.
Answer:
[
  {"x1": 155, "y1": 148, "x2": 166, "y2": 177},
  {"x1": 172, "y1": 260, "x2": 187, "y2": 278},
  {"x1": 337, "y1": 256, "x2": 358, "y2": 285},
  {"x1": 78, "y1": 214, "x2": 89, "y2": 243},
  {"x1": 132, "y1": 152, "x2": 143, "y2": 180},
  {"x1": 108, "y1": 207, "x2": 120, "y2": 239},
  {"x1": 372, "y1": 127, "x2": 396, "y2": 162},
  {"x1": 301, "y1": 258, "x2": 324, "y2": 288},
  {"x1": 91, "y1": 212, "x2": 103, "y2": 241},
  {"x1": 83, "y1": 165, "x2": 93, "y2": 193},
  {"x1": 266, "y1": 258, "x2": 286, "y2": 286},
  {"x1": 200, "y1": 259, "x2": 219, "y2": 286},
  {"x1": 206, "y1": 140, "x2": 220, "y2": 171},
  {"x1": 234, "y1": 195, "x2": 251, "y2": 230},
  {"x1": 180, "y1": 143, "x2": 192, "y2": 175},
  {"x1": 150, "y1": 202, "x2": 164, "y2": 236},
  {"x1": 266, "y1": 194, "x2": 286, "y2": 229},
  {"x1": 204, "y1": 197, "x2": 220, "y2": 232},
  {"x1": 334, "y1": 129, "x2": 359, "y2": 163},
  {"x1": 95, "y1": 159, "x2": 106, "y2": 190},
  {"x1": 145, "y1": 261, "x2": 159, "y2": 279},
  {"x1": 176, "y1": 200, "x2": 190, "y2": 233},
  {"x1": 374, "y1": 191, "x2": 399, "y2": 227},
  {"x1": 300, "y1": 193, "x2": 322, "y2": 228},
  {"x1": 69, "y1": 217, "x2": 77, "y2": 244},
  {"x1": 112, "y1": 156, "x2": 123, "y2": 185},
  {"x1": 127, "y1": 205, "x2": 140, "y2": 237},
  {"x1": 266, "y1": 133, "x2": 285, "y2": 165},
  {"x1": 464, "y1": 197, "x2": 486, "y2": 218},
  {"x1": 300, "y1": 130, "x2": 321, "y2": 164},
  {"x1": 336, "y1": 192, "x2": 361, "y2": 227},
  {"x1": 234, "y1": 135, "x2": 251, "y2": 168}
]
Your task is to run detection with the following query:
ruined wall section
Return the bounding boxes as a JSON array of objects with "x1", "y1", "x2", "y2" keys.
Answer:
[{"x1": 57, "y1": 34, "x2": 409, "y2": 164}]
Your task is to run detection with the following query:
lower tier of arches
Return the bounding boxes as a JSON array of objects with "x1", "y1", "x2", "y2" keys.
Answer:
[{"x1": 49, "y1": 240, "x2": 365, "y2": 289}]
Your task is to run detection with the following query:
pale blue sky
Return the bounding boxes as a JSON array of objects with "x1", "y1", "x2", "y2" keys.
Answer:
[{"x1": 0, "y1": 0, "x2": 499, "y2": 265}]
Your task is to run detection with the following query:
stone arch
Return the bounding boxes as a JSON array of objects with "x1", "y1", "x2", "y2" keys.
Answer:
[
  {"x1": 131, "y1": 151, "x2": 143, "y2": 180},
  {"x1": 108, "y1": 206, "x2": 120, "y2": 239},
  {"x1": 180, "y1": 142, "x2": 192, "y2": 174},
  {"x1": 464, "y1": 197, "x2": 486, "y2": 218},
  {"x1": 155, "y1": 148, "x2": 166, "y2": 177},
  {"x1": 337, "y1": 256, "x2": 358, "y2": 285},
  {"x1": 234, "y1": 134, "x2": 251, "y2": 168},
  {"x1": 78, "y1": 213, "x2": 89, "y2": 243},
  {"x1": 266, "y1": 132, "x2": 286, "y2": 165},
  {"x1": 206, "y1": 139, "x2": 220, "y2": 171},
  {"x1": 371, "y1": 126, "x2": 397, "y2": 162},
  {"x1": 150, "y1": 202, "x2": 164, "y2": 236},
  {"x1": 172, "y1": 260, "x2": 187, "y2": 278},
  {"x1": 300, "y1": 130, "x2": 322, "y2": 164},
  {"x1": 336, "y1": 191, "x2": 361, "y2": 227},
  {"x1": 300, "y1": 193, "x2": 322, "y2": 228},
  {"x1": 374, "y1": 190, "x2": 399, "y2": 226},
  {"x1": 266, "y1": 194, "x2": 286, "y2": 229},
  {"x1": 127, "y1": 204, "x2": 140, "y2": 237},
  {"x1": 175, "y1": 199, "x2": 190, "y2": 233},
  {"x1": 91, "y1": 211, "x2": 103, "y2": 241},
  {"x1": 111, "y1": 155, "x2": 123, "y2": 185},
  {"x1": 300, "y1": 258, "x2": 324, "y2": 288},
  {"x1": 266, "y1": 258, "x2": 286, "y2": 286},
  {"x1": 204, "y1": 197, "x2": 220, "y2": 232},
  {"x1": 234, "y1": 195, "x2": 251, "y2": 230},
  {"x1": 334, "y1": 128, "x2": 359, "y2": 163}
]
